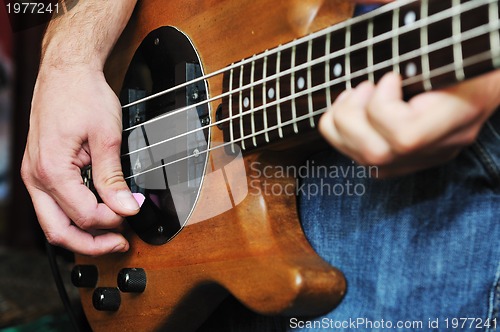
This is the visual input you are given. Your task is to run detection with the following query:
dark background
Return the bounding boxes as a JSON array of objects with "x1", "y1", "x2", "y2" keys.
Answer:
[{"x1": 0, "y1": 4, "x2": 79, "y2": 330}]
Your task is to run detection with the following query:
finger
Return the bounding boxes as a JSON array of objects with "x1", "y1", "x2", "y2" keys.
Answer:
[
  {"x1": 366, "y1": 73, "x2": 410, "y2": 153},
  {"x1": 319, "y1": 89, "x2": 373, "y2": 162},
  {"x1": 30, "y1": 187, "x2": 129, "y2": 255},
  {"x1": 320, "y1": 89, "x2": 372, "y2": 162},
  {"x1": 330, "y1": 81, "x2": 394, "y2": 165},
  {"x1": 89, "y1": 123, "x2": 140, "y2": 217},
  {"x1": 76, "y1": 141, "x2": 91, "y2": 166},
  {"x1": 51, "y1": 172, "x2": 125, "y2": 231},
  {"x1": 367, "y1": 72, "x2": 479, "y2": 154},
  {"x1": 22, "y1": 145, "x2": 125, "y2": 230},
  {"x1": 319, "y1": 90, "x2": 351, "y2": 150}
]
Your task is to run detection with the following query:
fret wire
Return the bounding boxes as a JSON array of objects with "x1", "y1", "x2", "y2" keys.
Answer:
[
  {"x1": 290, "y1": 46, "x2": 299, "y2": 134},
  {"x1": 125, "y1": 48, "x2": 495, "y2": 181},
  {"x1": 254, "y1": 49, "x2": 488, "y2": 140},
  {"x1": 250, "y1": 56, "x2": 257, "y2": 147},
  {"x1": 404, "y1": 50, "x2": 493, "y2": 86},
  {"x1": 452, "y1": 0, "x2": 466, "y2": 81},
  {"x1": 229, "y1": 68, "x2": 235, "y2": 153},
  {"x1": 490, "y1": 0, "x2": 500, "y2": 67},
  {"x1": 122, "y1": 0, "x2": 493, "y2": 134},
  {"x1": 122, "y1": 0, "x2": 492, "y2": 113},
  {"x1": 118, "y1": 1, "x2": 498, "y2": 155},
  {"x1": 276, "y1": 50, "x2": 284, "y2": 138},
  {"x1": 262, "y1": 56, "x2": 270, "y2": 143},
  {"x1": 123, "y1": 0, "x2": 418, "y2": 109},
  {"x1": 238, "y1": 65, "x2": 246, "y2": 150},
  {"x1": 220, "y1": 0, "x2": 491, "y2": 106},
  {"x1": 225, "y1": 23, "x2": 497, "y2": 129},
  {"x1": 123, "y1": 21, "x2": 498, "y2": 160},
  {"x1": 392, "y1": 7, "x2": 401, "y2": 73},
  {"x1": 345, "y1": 25, "x2": 352, "y2": 89},
  {"x1": 325, "y1": 32, "x2": 332, "y2": 106},
  {"x1": 367, "y1": 19, "x2": 375, "y2": 82},
  {"x1": 420, "y1": 0, "x2": 432, "y2": 91},
  {"x1": 307, "y1": 39, "x2": 315, "y2": 128}
]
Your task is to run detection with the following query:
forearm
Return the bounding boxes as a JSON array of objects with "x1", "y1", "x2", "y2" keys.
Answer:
[{"x1": 41, "y1": 0, "x2": 137, "y2": 71}]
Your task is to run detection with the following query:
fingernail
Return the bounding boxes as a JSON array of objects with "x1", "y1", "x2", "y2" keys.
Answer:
[
  {"x1": 116, "y1": 191, "x2": 140, "y2": 211},
  {"x1": 132, "y1": 193, "x2": 146, "y2": 207},
  {"x1": 112, "y1": 243, "x2": 128, "y2": 253}
]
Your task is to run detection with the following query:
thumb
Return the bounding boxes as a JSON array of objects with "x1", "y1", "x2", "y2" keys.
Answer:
[{"x1": 89, "y1": 131, "x2": 140, "y2": 217}]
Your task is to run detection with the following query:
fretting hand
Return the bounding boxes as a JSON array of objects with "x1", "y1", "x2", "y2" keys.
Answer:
[
  {"x1": 319, "y1": 71, "x2": 500, "y2": 177},
  {"x1": 318, "y1": 0, "x2": 500, "y2": 176}
]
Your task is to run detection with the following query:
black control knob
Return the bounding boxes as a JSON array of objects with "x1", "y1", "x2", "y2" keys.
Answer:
[
  {"x1": 92, "y1": 287, "x2": 121, "y2": 311},
  {"x1": 71, "y1": 265, "x2": 98, "y2": 288},
  {"x1": 117, "y1": 268, "x2": 147, "y2": 293}
]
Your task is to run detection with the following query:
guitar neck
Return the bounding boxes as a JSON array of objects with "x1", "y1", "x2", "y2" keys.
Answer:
[{"x1": 219, "y1": 0, "x2": 500, "y2": 152}]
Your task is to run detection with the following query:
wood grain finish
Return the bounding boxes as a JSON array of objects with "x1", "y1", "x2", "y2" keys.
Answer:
[{"x1": 77, "y1": 1, "x2": 354, "y2": 331}]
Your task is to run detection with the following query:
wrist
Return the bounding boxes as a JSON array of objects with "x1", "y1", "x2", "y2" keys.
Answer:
[
  {"x1": 477, "y1": 70, "x2": 500, "y2": 117},
  {"x1": 34, "y1": 64, "x2": 106, "y2": 102},
  {"x1": 446, "y1": 69, "x2": 500, "y2": 120}
]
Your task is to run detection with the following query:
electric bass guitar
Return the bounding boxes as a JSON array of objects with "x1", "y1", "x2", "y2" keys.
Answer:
[{"x1": 72, "y1": 0, "x2": 500, "y2": 330}]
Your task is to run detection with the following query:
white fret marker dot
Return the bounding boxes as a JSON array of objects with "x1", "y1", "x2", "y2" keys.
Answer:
[
  {"x1": 297, "y1": 77, "x2": 305, "y2": 90},
  {"x1": 333, "y1": 63, "x2": 342, "y2": 77},
  {"x1": 243, "y1": 97, "x2": 250, "y2": 108},
  {"x1": 404, "y1": 11, "x2": 417, "y2": 26},
  {"x1": 268, "y1": 87, "x2": 275, "y2": 99},
  {"x1": 405, "y1": 62, "x2": 417, "y2": 77}
]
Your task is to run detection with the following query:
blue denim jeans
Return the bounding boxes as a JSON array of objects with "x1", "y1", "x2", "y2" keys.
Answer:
[
  {"x1": 291, "y1": 109, "x2": 500, "y2": 331},
  {"x1": 283, "y1": 3, "x2": 500, "y2": 329}
]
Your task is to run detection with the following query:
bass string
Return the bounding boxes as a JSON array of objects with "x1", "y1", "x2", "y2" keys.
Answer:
[
  {"x1": 120, "y1": 0, "x2": 417, "y2": 109},
  {"x1": 124, "y1": 49, "x2": 495, "y2": 181},
  {"x1": 120, "y1": 0, "x2": 494, "y2": 134},
  {"x1": 120, "y1": 21, "x2": 498, "y2": 160}
]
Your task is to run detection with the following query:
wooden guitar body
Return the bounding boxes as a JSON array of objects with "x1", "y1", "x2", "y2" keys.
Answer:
[{"x1": 75, "y1": 1, "x2": 353, "y2": 331}]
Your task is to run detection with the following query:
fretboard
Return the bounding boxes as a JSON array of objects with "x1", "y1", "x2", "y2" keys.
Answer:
[{"x1": 219, "y1": 0, "x2": 500, "y2": 152}]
